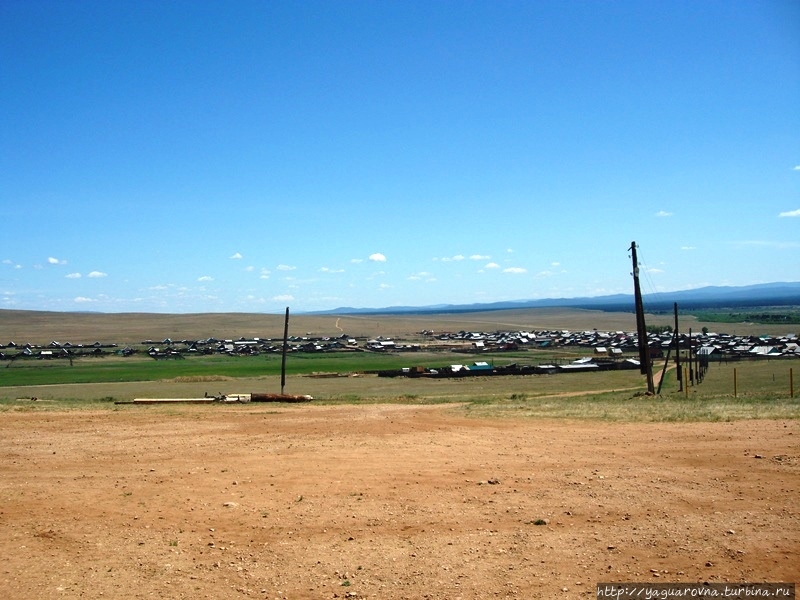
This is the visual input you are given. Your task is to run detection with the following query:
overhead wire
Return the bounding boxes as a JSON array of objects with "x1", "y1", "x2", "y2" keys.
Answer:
[{"x1": 634, "y1": 244, "x2": 661, "y2": 316}]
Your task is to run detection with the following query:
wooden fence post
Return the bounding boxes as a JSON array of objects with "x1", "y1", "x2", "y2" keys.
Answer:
[{"x1": 684, "y1": 367, "x2": 689, "y2": 398}]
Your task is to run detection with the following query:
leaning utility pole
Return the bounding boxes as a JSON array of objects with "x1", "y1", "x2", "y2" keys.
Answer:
[{"x1": 630, "y1": 242, "x2": 655, "y2": 394}]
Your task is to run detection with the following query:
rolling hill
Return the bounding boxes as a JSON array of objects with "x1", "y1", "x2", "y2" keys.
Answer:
[{"x1": 313, "y1": 282, "x2": 800, "y2": 315}]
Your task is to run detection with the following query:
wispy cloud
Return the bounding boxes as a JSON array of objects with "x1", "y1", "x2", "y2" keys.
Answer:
[
  {"x1": 779, "y1": 208, "x2": 800, "y2": 218},
  {"x1": 65, "y1": 272, "x2": 82, "y2": 279},
  {"x1": 408, "y1": 271, "x2": 436, "y2": 282},
  {"x1": 369, "y1": 253, "x2": 387, "y2": 262},
  {"x1": 48, "y1": 256, "x2": 67, "y2": 265},
  {"x1": 277, "y1": 264, "x2": 296, "y2": 271},
  {"x1": 197, "y1": 275, "x2": 214, "y2": 282},
  {"x1": 87, "y1": 271, "x2": 107, "y2": 278},
  {"x1": 503, "y1": 267, "x2": 527, "y2": 274},
  {"x1": 437, "y1": 254, "x2": 465, "y2": 262},
  {"x1": 272, "y1": 294, "x2": 294, "y2": 302},
  {"x1": 680, "y1": 246, "x2": 696, "y2": 251},
  {"x1": 470, "y1": 254, "x2": 490, "y2": 260},
  {"x1": 230, "y1": 252, "x2": 243, "y2": 259},
  {"x1": 734, "y1": 240, "x2": 800, "y2": 249},
  {"x1": 655, "y1": 210, "x2": 672, "y2": 218},
  {"x1": 793, "y1": 165, "x2": 800, "y2": 171},
  {"x1": 484, "y1": 262, "x2": 500, "y2": 269},
  {"x1": 320, "y1": 267, "x2": 345, "y2": 273},
  {"x1": 74, "y1": 296, "x2": 95, "y2": 303}
]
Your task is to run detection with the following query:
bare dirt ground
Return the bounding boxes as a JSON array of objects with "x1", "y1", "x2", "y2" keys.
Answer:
[{"x1": 1, "y1": 404, "x2": 797, "y2": 600}]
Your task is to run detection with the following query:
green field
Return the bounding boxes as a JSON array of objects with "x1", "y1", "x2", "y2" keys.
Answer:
[
  {"x1": 689, "y1": 306, "x2": 800, "y2": 325},
  {"x1": 0, "y1": 348, "x2": 591, "y2": 387}
]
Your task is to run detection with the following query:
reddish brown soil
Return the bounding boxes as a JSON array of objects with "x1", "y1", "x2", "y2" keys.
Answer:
[{"x1": 1, "y1": 405, "x2": 797, "y2": 599}]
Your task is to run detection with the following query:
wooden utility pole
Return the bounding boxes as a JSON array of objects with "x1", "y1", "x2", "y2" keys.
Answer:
[
  {"x1": 630, "y1": 242, "x2": 655, "y2": 394},
  {"x1": 658, "y1": 302, "x2": 680, "y2": 395},
  {"x1": 280, "y1": 307, "x2": 290, "y2": 395},
  {"x1": 674, "y1": 302, "x2": 682, "y2": 391}
]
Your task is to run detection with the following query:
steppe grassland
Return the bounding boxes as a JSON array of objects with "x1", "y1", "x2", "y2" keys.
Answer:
[
  {"x1": 2, "y1": 306, "x2": 793, "y2": 345},
  {"x1": 1, "y1": 308, "x2": 798, "y2": 421}
]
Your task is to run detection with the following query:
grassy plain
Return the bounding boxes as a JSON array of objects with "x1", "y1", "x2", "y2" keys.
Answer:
[
  {"x1": 1, "y1": 307, "x2": 798, "y2": 421},
  {"x1": 2, "y1": 306, "x2": 797, "y2": 345}
]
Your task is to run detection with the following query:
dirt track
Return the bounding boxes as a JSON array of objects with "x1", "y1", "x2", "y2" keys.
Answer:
[{"x1": 1, "y1": 404, "x2": 797, "y2": 599}]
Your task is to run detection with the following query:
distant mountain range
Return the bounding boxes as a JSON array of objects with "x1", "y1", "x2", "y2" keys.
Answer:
[{"x1": 311, "y1": 282, "x2": 800, "y2": 315}]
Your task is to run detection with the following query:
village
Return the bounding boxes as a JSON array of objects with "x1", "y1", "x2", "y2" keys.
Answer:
[{"x1": 2, "y1": 326, "x2": 798, "y2": 364}]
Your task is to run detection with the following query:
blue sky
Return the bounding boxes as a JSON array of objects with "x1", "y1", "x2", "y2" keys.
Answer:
[{"x1": 1, "y1": 0, "x2": 798, "y2": 313}]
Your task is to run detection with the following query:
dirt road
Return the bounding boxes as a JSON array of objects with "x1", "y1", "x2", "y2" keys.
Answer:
[{"x1": 1, "y1": 404, "x2": 797, "y2": 599}]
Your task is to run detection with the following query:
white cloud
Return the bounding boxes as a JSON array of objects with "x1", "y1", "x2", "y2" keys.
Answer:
[
  {"x1": 646, "y1": 267, "x2": 664, "y2": 274},
  {"x1": 74, "y1": 296, "x2": 95, "y2": 303},
  {"x1": 369, "y1": 253, "x2": 387, "y2": 262},
  {"x1": 320, "y1": 267, "x2": 345, "y2": 273},
  {"x1": 65, "y1": 272, "x2": 82, "y2": 279},
  {"x1": 438, "y1": 254, "x2": 465, "y2": 262},
  {"x1": 379, "y1": 283, "x2": 391, "y2": 289},
  {"x1": 470, "y1": 254, "x2": 490, "y2": 261},
  {"x1": 551, "y1": 261, "x2": 561, "y2": 267},
  {"x1": 2, "y1": 259, "x2": 12, "y2": 265},
  {"x1": 408, "y1": 271, "x2": 435, "y2": 282},
  {"x1": 244, "y1": 265, "x2": 255, "y2": 272},
  {"x1": 793, "y1": 165, "x2": 800, "y2": 171},
  {"x1": 272, "y1": 294, "x2": 294, "y2": 302},
  {"x1": 48, "y1": 256, "x2": 67, "y2": 265},
  {"x1": 503, "y1": 267, "x2": 527, "y2": 274},
  {"x1": 484, "y1": 262, "x2": 500, "y2": 269},
  {"x1": 350, "y1": 258, "x2": 364, "y2": 264},
  {"x1": 197, "y1": 275, "x2": 214, "y2": 282},
  {"x1": 277, "y1": 264, "x2": 296, "y2": 271},
  {"x1": 680, "y1": 246, "x2": 696, "y2": 251},
  {"x1": 778, "y1": 208, "x2": 800, "y2": 218},
  {"x1": 87, "y1": 271, "x2": 107, "y2": 278},
  {"x1": 230, "y1": 252, "x2": 243, "y2": 259},
  {"x1": 655, "y1": 210, "x2": 672, "y2": 217},
  {"x1": 735, "y1": 240, "x2": 800, "y2": 249}
]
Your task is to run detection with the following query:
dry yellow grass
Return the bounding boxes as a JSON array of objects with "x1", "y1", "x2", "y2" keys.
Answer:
[{"x1": 1, "y1": 307, "x2": 791, "y2": 346}]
